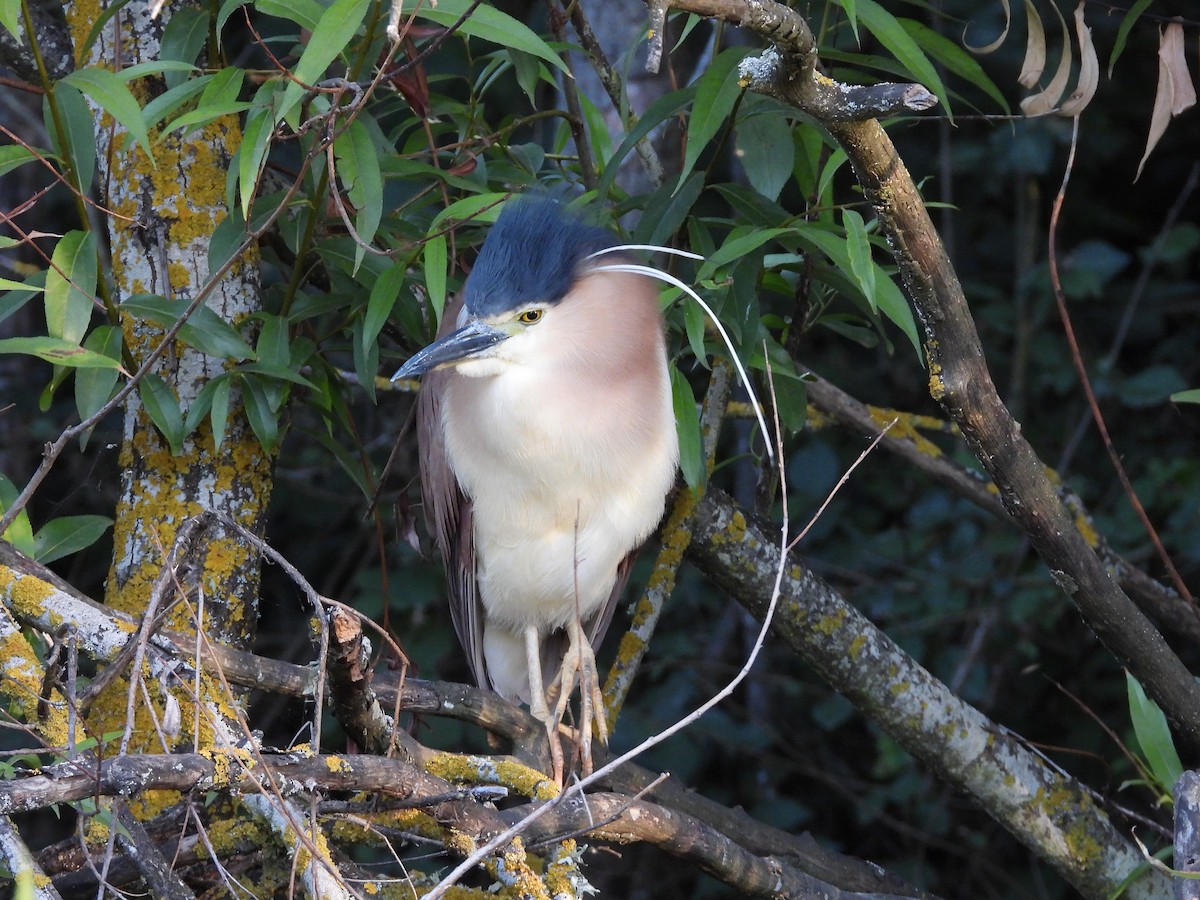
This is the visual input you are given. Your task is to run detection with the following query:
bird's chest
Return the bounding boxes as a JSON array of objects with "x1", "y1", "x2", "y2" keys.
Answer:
[{"x1": 442, "y1": 369, "x2": 624, "y2": 523}]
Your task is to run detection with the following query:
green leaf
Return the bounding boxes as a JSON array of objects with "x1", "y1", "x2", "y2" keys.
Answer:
[
  {"x1": 364, "y1": 265, "x2": 407, "y2": 353},
  {"x1": 235, "y1": 89, "x2": 276, "y2": 218},
  {"x1": 121, "y1": 294, "x2": 255, "y2": 361},
  {"x1": 46, "y1": 84, "x2": 97, "y2": 195},
  {"x1": 839, "y1": 0, "x2": 950, "y2": 118},
  {"x1": 254, "y1": 312, "x2": 289, "y2": 368},
  {"x1": 900, "y1": 19, "x2": 1009, "y2": 113},
  {"x1": 0, "y1": 0, "x2": 20, "y2": 40},
  {"x1": 699, "y1": 227, "x2": 790, "y2": 280},
  {"x1": 633, "y1": 172, "x2": 704, "y2": 249},
  {"x1": 423, "y1": 235, "x2": 448, "y2": 322},
  {"x1": 1170, "y1": 388, "x2": 1200, "y2": 405},
  {"x1": 333, "y1": 117, "x2": 383, "y2": 272},
  {"x1": 1109, "y1": 0, "x2": 1155, "y2": 75},
  {"x1": 276, "y1": 0, "x2": 371, "y2": 123},
  {"x1": 595, "y1": 87, "x2": 694, "y2": 201},
  {"x1": 843, "y1": 209, "x2": 876, "y2": 303},
  {"x1": 428, "y1": 191, "x2": 509, "y2": 232},
  {"x1": 45, "y1": 230, "x2": 97, "y2": 345},
  {"x1": 0, "y1": 145, "x2": 46, "y2": 179},
  {"x1": 0, "y1": 275, "x2": 44, "y2": 292},
  {"x1": 670, "y1": 365, "x2": 705, "y2": 491},
  {"x1": 75, "y1": 324, "x2": 123, "y2": 428},
  {"x1": 238, "y1": 362, "x2": 315, "y2": 388},
  {"x1": 257, "y1": 0, "x2": 324, "y2": 32},
  {"x1": 412, "y1": 0, "x2": 568, "y2": 75},
  {"x1": 735, "y1": 112, "x2": 795, "y2": 202},
  {"x1": 678, "y1": 47, "x2": 750, "y2": 193},
  {"x1": 138, "y1": 373, "x2": 185, "y2": 455},
  {"x1": 160, "y1": 5, "x2": 210, "y2": 89},
  {"x1": 1126, "y1": 671, "x2": 1183, "y2": 793},
  {"x1": 0, "y1": 336, "x2": 121, "y2": 368},
  {"x1": 143, "y1": 75, "x2": 212, "y2": 131},
  {"x1": 62, "y1": 67, "x2": 156, "y2": 164},
  {"x1": 33, "y1": 515, "x2": 113, "y2": 565},
  {"x1": 0, "y1": 474, "x2": 36, "y2": 558},
  {"x1": 162, "y1": 68, "x2": 251, "y2": 136},
  {"x1": 242, "y1": 374, "x2": 281, "y2": 453}
]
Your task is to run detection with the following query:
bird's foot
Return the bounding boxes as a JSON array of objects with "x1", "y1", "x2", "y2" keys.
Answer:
[{"x1": 549, "y1": 618, "x2": 609, "y2": 777}]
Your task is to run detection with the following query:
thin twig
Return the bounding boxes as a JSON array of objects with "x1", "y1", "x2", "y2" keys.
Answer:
[{"x1": 1047, "y1": 117, "x2": 1193, "y2": 606}]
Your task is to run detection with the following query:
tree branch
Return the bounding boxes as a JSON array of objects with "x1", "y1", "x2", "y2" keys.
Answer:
[{"x1": 686, "y1": 486, "x2": 1172, "y2": 900}]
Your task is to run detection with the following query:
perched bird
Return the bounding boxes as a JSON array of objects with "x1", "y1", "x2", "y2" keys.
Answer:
[{"x1": 393, "y1": 198, "x2": 680, "y2": 779}]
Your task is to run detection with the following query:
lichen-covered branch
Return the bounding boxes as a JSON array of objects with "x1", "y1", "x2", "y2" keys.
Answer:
[
  {"x1": 802, "y1": 372, "x2": 1200, "y2": 647},
  {"x1": 687, "y1": 486, "x2": 1171, "y2": 900}
]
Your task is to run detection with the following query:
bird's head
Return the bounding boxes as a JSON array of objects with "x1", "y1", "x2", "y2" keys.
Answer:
[{"x1": 391, "y1": 198, "x2": 617, "y2": 381}]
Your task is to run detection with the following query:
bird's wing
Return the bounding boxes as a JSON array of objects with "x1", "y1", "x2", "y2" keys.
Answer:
[{"x1": 417, "y1": 298, "x2": 487, "y2": 687}]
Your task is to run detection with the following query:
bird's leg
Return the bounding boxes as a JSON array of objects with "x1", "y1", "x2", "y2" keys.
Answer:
[
  {"x1": 550, "y1": 617, "x2": 609, "y2": 775},
  {"x1": 524, "y1": 624, "x2": 564, "y2": 784}
]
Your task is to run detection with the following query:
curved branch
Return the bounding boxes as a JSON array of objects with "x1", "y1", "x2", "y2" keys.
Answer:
[{"x1": 686, "y1": 487, "x2": 1172, "y2": 900}]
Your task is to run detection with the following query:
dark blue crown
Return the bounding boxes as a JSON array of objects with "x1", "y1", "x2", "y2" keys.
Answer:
[{"x1": 464, "y1": 198, "x2": 618, "y2": 317}]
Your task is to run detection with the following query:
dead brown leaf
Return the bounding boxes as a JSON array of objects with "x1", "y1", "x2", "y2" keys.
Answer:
[
  {"x1": 1020, "y1": 0, "x2": 1072, "y2": 116},
  {"x1": 1018, "y1": 0, "x2": 1046, "y2": 88},
  {"x1": 1059, "y1": 2, "x2": 1099, "y2": 117},
  {"x1": 1135, "y1": 23, "x2": 1197, "y2": 180},
  {"x1": 965, "y1": 0, "x2": 1011, "y2": 55}
]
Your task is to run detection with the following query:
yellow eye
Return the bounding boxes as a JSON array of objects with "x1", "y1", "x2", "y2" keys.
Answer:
[{"x1": 517, "y1": 309, "x2": 544, "y2": 325}]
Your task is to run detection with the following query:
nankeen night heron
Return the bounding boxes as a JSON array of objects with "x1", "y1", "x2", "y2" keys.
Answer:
[{"x1": 393, "y1": 198, "x2": 680, "y2": 778}]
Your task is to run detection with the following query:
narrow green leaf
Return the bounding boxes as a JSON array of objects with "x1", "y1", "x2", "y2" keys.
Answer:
[
  {"x1": 33, "y1": 515, "x2": 113, "y2": 565},
  {"x1": 0, "y1": 0, "x2": 20, "y2": 40},
  {"x1": 0, "y1": 275, "x2": 44, "y2": 292},
  {"x1": 1109, "y1": 0, "x2": 1155, "y2": 75},
  {"x1": 423, "y1": 235, "x2": 448, "y2": 321},
  {"x1": 843, "y1": 0, "x2": 860, "y2": 44},
  {"x1": 115, "y1": 60, "x2": 198, "y2": 82},
  {"x1": 242, "y1": 375, "x2": 281, "y2": 453},
  {"x1": 62, "y1": 67, "x2": 156, "y2": 164},
  {"x1": 678, "y1": 47, "x2": 751, "y2": 193},
  {"x1": 0, "y1": 474, "x2": 36, "y2": 558},
  {"x1": 839, "y1": 0, "x2": 951, "y2": 118},
  {"x1": 276, "y1": 0, "x2": 370, "y2": 123},
  {"x1": 257, "y1": 0, "x2": 324, "y2": 32},
  {"x1": 75, "y1": 325, "x2": 123, "y2": 427},
  {"x1": 874, "y1": 268, "x2": 922, "y2": 363},
  {"x1": 1170, "y1": 389, "x2": 1200, "y2": 405},
  {"x1": 595, "y1": 87, "x2": 694, "y2": 201},
  {"x1": 412, "y1": 0, "x2": 568, "y2": 75},
  {"x1": 699, "y1": 227, "x2": 790, "y2": 279},
  {"x1": 120, "y1": 294, "x2": 255, "y2": 360},
  {"x1": 163, "y1": 68, "x2": 251, "y2": 136},
  {"x1": 843, "y1": 209, "x2": 876, "y2": 303},
  {"x1": 46, "y1": 84, "x2": 97, "y2": 195},
  {"x1": 307, "y1": 426, "x2": 374, "y2": 498},
  {"x1": 334, "y1": 118, "x2": 383, "y2": 272},
  {"x1": 159, "y1": 5, "x2": 209, "y2": 89},
  {"x1": 45, "y1": 230, "x2": 97, "y2": 344},
  {"x1": 0, "y1": 145, "x2": 45, "y2": 179},
  {"x1": 238, "y1": 362, "x2": 315, "y2": 388},
  {"x1": 1126, "y1": 672, "x2": 1184, "y2": 792},
  {"x1": 236, "y1": 90, "x2": 275, "y2": 218},
  {"x1": 900, "y1": 19, "x2": 1009, "y2": 113},
  {"x1": 0, "y1": 337, "x2": 120, "y2": 368},
  {"x1": 254, "y1": 313, "x2": 289, "y2": 368},
  {"x1": 364, "y1": 265, "x2": 406, "y2": 353},
  {"x1": 670, "y1": 366, "x2": 705, "y2": 491},
  {"x1": 632, "y1": 171, "x2": 704, "y2": 249},
  {"x1": 210, "y1": 376, "x2": 231, "y2": 450},
  {"x1": 736, "y1": 112, "x2": 795, "y2": 201},
  {"x1": 143, "y1": 75, "x2": 212, "y2": 131},
  {"x1": 353, "y1": 319, "x2": 380, "y2": 404},
  {"x1": 428, "y1": 192, "x2": 509, "y2": 232},
  {"x1": 138, "y1": 373, "x2": 185, "y2": 455}
]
